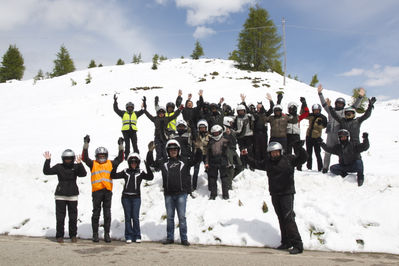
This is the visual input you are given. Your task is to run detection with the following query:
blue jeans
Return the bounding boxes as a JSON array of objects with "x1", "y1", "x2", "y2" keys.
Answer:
[
  {"x1": 330, "y1": 160, "x2": 364, "y2": 177},
  {"x1": 121, "y1": 197, "x2": 141, "y2": 241},
  {"x1": 164, "y1": 193, "x2": 188, "y2": 241}
]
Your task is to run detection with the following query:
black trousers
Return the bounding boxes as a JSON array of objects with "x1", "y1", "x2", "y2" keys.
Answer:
[
  {"x1": 122, "y1": 130, "x2": 139, "y2": 156},
  {"x1": 286, "y1": 134, "x2": 300, "y2": 155},
  {"x1": 306, "y1": 136, "x2": 323, "y2": 171},
  {"x1": 92, "y1": 189, "x2": 112, "y2": 234},
  {"x1": 208, "y1": 166, "x2": 229, "y2": 198},
  {"x1": 271, "y1": 194, "x2": 303, "y2": 250},
  {"x1": 55, "y1": 200, "x2": 78, "y2": 238},
  {"x1": 253, "y1": 131, "x2": 268, "y2": 161}
]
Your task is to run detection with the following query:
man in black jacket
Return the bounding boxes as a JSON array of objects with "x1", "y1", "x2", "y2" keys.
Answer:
[
  {"x1": 43, "y1": 149, "x2": 87, "y2": 243},
  {"x1": 148, "y1": 139, "x2": 201, "y2": 246},
  {"x1": 328, "y1": 97, "x2": 375, "y2": 144},
  {"x1": 112, "y1": 152, "x2": 153, "y2": 243},
  {"x1": 113, "y1": 94, "x2": 145, "y2": 156},
  {"x1": 320, "y1": 129, "x2": 370, "y2": 186},
  {"x1": 243, "y1": 141, "x2": 307, "y2": 255}
]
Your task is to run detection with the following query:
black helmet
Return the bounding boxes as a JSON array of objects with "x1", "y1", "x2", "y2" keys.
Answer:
[
  {"x1": 126, "y1": 102, "x2": 134, "y2": 110},
  {"x1": 166, "y1": 102, "x2": 175, "y2": 110},
  {"x1": 210, "y1": 103, "x2": 218, "y2": 110},
  {"x1": 335, "y1": 98, "x2": 346, "y2": 111}
]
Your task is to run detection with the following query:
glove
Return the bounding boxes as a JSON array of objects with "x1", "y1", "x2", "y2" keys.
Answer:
[
  {"x1": 300, "y1": 97, "x2": 306, "y2": 104},
  {"x1": 179, "y1": 104, "x2": 184, "y2": 110},
  {"x1": 148, "y1": 141, "x2": 155, "y2": 152},
  {"x1": 362, "y1": 132, "x2": 369, "y2": 139},
  {"x1": 369, "y1": 97, "x2": 376, "y2": 105},
  {"x1": 277, "y1": 93, "x2": 283, "y2": 104},
  {"x1": 113, "y1": 94, "x2": 117, "y2": 101},
  {"x1": 316, "y1": 119, "x2": 323, "y2": 125},
  {"x1": 118, "y1": 137, "x2": 124, "y2": 145},
  {"x1": 316, "y1": 137, "x2": 323, "y2": 144},
  {"x1": 154, "y1": 96, "x2": 159, "y2": 106},
  {"x1": 142, "y1": 96, "x2": 147, "y2": 109},
  {"x1": 84, "y1": 135, "x2": 90, "y2": 143}
]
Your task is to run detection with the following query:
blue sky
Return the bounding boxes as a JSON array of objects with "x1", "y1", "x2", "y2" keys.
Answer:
[{"x1": 1, "y1": 0, "x2": 399, "y2": 99}]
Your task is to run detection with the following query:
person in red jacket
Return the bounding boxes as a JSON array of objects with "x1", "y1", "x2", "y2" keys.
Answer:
[{"x1": 43, "y1": 149, "x2": 87, "y2": 243}]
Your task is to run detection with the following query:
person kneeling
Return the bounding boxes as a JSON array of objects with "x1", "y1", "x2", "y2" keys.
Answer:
[{"x1": 319, "y1": 130, "x2": 369, "y2": 186}]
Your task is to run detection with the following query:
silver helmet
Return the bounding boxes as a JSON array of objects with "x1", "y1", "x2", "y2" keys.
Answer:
[
  {"x1": 95, "y1": 147, "x2": 108, "y2": 163},
  {"x1": 267, "y1": 142, "x2": 283, "y2": 154},
  {"x1": 61, "y1": 149, "x2": 75, "y2": 158}
]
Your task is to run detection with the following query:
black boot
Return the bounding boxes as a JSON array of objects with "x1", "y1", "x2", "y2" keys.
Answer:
[
  {"x1": 163, "y1": 239, "x2": 174, "y2": 245},
  {"x1": 104, "y1": 233, "x2": 111, "y2": 243},
  {"x1": 289, "y1": 247, "x2": 303, "y2": 255},
  {"x1": 92, "y1": 233, "x2": 99, "y2": 243},
  {"x1": 277, "y1": 243, "x2": 291, "y2": 250},
  {"x1": 357, "y1": 175, "x2": 364, "y2": 187},
  {"x1": 322, "y1": 168, "x2": 328, "y2": 174}
]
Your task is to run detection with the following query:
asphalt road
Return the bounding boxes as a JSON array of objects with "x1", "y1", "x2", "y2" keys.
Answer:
[{"x1": 0, "y1": 235, "x2": 398, "y2": 266}]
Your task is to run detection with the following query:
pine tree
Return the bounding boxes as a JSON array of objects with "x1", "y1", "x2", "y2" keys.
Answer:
[
  {"x1": 85, "y1": 72, "x2": 92, "y2": 84},
  {"x1": 191, "y1": 40, "x2": 204, "y2": 60},
  {"x1": 51, "y1": 45, "x2": 75, "y2": 77},
  {"x1": 309, "y1": 74, "x2": 319, "y2": 87},
  {"x1": 98, "y1": 64, "x2": 103, "y2": 67},
  {"x1": 132, "y1": 53, "x2": 142, "y2": 64},
  {"x1": 88, "y1": 60, "x2": 97, "y2": 68},
  {"x1": 152, "y1": 54, "x2": 159, "y2": 70},
  {"x1": 33, "y1": 69, "x2": 44, "y2": 84},
  {"x1": 159, "y1": 55, "x2": 168, "y2": 61},
  {"x1": 116, "y1": 58, "x2": 125, "y2": 65},
  {"x1": 0, "y1": 44, "x2": 25, "y2": 82},
  {"x1": 231, "y1": 5, "x2": 282, "y2": 72}
]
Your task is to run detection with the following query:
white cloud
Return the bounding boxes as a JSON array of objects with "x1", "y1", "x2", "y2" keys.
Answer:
[
  {"x1": 174, "y1": 0, "x2": 255, "y2": 26},
  {"x1": 193, "y1": 26, "x2": 216, "y2": 39},
  {"x1": 340, "y1": 68, "x2": 365, "y2": 77},
  {"x1": 340, "y1": 65, "x2": 399, "y2": 87},
  {"x1": 155, "y1": 0, "x2": 169, "y2": 5}
]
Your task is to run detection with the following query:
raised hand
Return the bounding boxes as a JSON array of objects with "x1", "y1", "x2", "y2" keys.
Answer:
[
  {"x1": 118, "y1": 137, "x2": 124, "y2": 145},
  {"x1": 84, "y1": 135, "x2": 90, "y2": 143},
  {"x1": 113, "y1": 93, "x2": 118, "y2": 101},
  {"x1": 240, "y1": 93, "x2": 246, "y2": 102},
  {"x1": 317, "y1": 84, "x2": 323, "y2": 93},
  {"x1": 358, "y1": 88, "x2": 365, "y2": 97},
  {"x1": 75, "y1": 155, "x2": 82, "y2": 164},
  {"x1": 219, "y1": 97, "x2": 224, "y2": 103},
  {"x1": 326, "y1": 98, "x2": 331, "y2": 107},
  {"x1": 178, "y1": 89, "x2": 183, "y2": 96},
  {"x1": 188, "y1": 93, "x2": 192, "y2": 100},
  {"x1": 198, "y1": 89, "x2": 203, "y2": 96},
  {"x1": 43, "y1": 151, "x2": 51, "y2": 160},
  {"x1": 266, "y1": 93, "x2": 272, "y2": 101}
]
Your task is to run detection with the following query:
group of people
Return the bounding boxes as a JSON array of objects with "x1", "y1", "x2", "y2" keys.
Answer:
[{"x1": 43, "y1": 85, "x2": 376, "y2": 255}]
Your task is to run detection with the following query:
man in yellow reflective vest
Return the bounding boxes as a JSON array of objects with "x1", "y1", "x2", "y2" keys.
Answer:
[
  {"x1": 113, "y1": 94, "x2": 145, "y2": 156},
  {"x1": 82, "y1": 135, "x2": 124, "y2": 243},
  {"x1": 154, "y1": 90, "x2": 183, "y2": 138}
]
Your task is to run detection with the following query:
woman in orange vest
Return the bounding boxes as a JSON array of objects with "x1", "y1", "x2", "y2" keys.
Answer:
[{"x1": 81, "y1": 135, "x2": 124, "y2": 243}]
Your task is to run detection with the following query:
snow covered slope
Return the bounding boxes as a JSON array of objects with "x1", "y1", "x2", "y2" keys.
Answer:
[{"x1": 0, "y1": 59, "x2": 398, "y2": 254}]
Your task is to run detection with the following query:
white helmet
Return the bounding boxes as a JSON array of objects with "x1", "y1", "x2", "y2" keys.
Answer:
[
  {"x1": 236, "y1": 104, "x2": 246, "y2": 112},
  {"x1": 223, "y1": 116, "x2": 234, "y2": 128},
  {"x1": 165, "y1": 139, "x2": 181, "y2": 156},
  {"x1": 210, "y1": 125, "x2": 223, "y2": 141},
  {"x1": 197, "y1": 119, "x2": 208, "y2": 130},
  {"x1": 176, "y1": 119, "x2": 188, "y2": 128},
  {"x1": 157, "y1": 106, "x2": 166, "y2": 113},
  {"x1": 61, "y1": 149, "x2": 75, "y2": 158},
  {"x1": 287, "y1": 102, "x2": 298, "y2": 109},
  {"x1": 127, "y1": 152, "x2": 141, "y2": 161},
  {"x1": 273, "y1": 105, "x2": 283, "y2": 111},
  {"x1": 267, "y1": 142, "x2": 283, "y2": 153},
  {"x1": 312, "y1": 104, "x2": 322, "y2": 111}
]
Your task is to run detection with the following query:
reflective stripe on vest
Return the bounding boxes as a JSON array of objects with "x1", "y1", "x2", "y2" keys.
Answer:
[
  {"x1": 122, "y1": 112, "x2": 138, "y2": 131},
  {"x1": 91, "y1": 160, "x2": 113, "y2": 192},
  {"x1": 165, "y1": 112, "x2": 176, "y2": 131}
]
